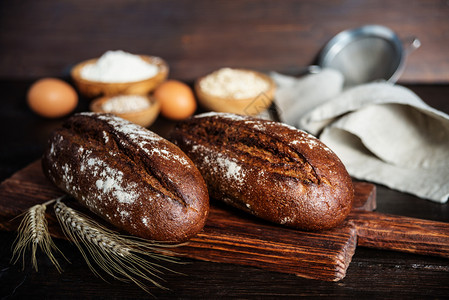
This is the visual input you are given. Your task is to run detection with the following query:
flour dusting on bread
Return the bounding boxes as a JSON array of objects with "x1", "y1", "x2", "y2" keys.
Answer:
[
  {"x1": 170, "y1": 112, "x2": 354, "y2": 231},
  {"x1": 190, "y1": 143, "x2": 247, "y2": 190},
  {"x1": 42, "y1": 113, "x2": 209, "y2": 242}
]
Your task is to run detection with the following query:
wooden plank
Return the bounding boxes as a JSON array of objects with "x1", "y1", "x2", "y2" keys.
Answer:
[
  {"x1": 350, "y1": 211, "x2": 449, "y2": 258},
  {"x1": 173, "y1": 203, "x2": 358, "y2": 281},
  {"x1": 0, "y1": 160, "x2": 374, "y2": 281}
]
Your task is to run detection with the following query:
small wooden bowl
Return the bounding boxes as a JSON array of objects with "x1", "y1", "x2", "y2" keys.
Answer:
[
  {"x1": 90, "y1": 95, "x2": 160, "y2": 128},
  {"x1": 71, "y1": 55, "x2": 169, "y2": 98},
  {"x1": 195, "y1": 69, "x2": 276, "y2": 116}
]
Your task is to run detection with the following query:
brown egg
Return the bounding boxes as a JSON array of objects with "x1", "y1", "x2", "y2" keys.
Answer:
[
  {"x1": 27, "y1": 78, "x2": 78, "y2": 118},
  {"x1": 153, "y1": 80, "x2": 196, "y2": 120}
]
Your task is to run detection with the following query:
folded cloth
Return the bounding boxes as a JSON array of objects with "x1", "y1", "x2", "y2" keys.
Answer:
[
  {"x1": 271, "y1": 69, "x2": 344, "y2": 125},
  {"x1": 272, "y1": 72, "x2": 449, "y2": 203}
]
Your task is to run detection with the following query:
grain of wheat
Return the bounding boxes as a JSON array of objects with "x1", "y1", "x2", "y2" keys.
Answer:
[
  {"x1": 54, "y1": 199, "x2": 181, "y2": 293},
  {"x1": 11, "y1": 197, "x2": 65, "y2": 272}
]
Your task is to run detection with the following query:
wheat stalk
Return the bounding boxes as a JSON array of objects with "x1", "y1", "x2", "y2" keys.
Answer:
[
  {"x1": 11, "y1": 196, "x2": 66, "y2": 272},
  {"x1": 54, "y1": 198, "x2": 182, "y2": 294}
]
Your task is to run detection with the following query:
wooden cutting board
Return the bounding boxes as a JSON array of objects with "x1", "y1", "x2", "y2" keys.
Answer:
[{"x1": 0, "y1": 160, "x2": 448, "y2": 281}]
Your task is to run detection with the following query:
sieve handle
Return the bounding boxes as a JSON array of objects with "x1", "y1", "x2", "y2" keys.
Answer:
[{"x1": 402, "y1": 36, "x2": 421, "y2": 55}]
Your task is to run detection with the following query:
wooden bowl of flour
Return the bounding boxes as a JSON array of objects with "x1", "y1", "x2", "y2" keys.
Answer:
[
  {"x1": 195, "y1": 68, "x2": 276, "y2": 116},
  {"x1": 90, "y1": 94, "x2": 160, "y2": 127},
  {"x1": 71, "y1": 55, "x2": 169, "y2": 98}
]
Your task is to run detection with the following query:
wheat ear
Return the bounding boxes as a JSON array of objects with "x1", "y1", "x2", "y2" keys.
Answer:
[
  {"x1": 54, "y1": 198, "x2": 182, "y2": 293},
  {"x1": 11, "y1": 196, "x2": 66, "y2": 272}
]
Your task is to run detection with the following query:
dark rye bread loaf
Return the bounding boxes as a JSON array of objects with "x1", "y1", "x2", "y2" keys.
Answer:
[
  {"x1": 170, "y1": 112, "x2": 354, "y2": 231},
  {"x1": 42, "y1": 112, "x2": 209, "y2": 242}
]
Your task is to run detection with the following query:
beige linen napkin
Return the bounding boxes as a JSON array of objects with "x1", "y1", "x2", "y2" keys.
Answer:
[
  {"x1": 272, "y1": 72, "x2": 449, "y2": 203},
  {"x1": 271, "y1": 69, "x2": 344, "y2": 125}
]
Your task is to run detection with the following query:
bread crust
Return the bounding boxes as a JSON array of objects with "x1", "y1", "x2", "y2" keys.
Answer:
[
  {"x1": 170, "y1": 112, "x2": 354, "y2": 231},
  {"x1": 42, "y1": 112, "x2": 209, "y2": 242}
]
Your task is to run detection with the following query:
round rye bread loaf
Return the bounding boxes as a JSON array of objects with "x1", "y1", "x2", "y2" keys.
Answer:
[
  {"x1": 169, "y1": 112, "x2": 354, "y2": 231},
  {"x1": 42, "y1": 112, "x2": 209, "y2": 242}
]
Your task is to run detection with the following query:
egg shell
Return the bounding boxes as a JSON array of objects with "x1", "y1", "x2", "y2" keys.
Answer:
[
  {"x1": 27, "y1": 78, "x2": 78, "y2": 118},
  {"x1": 153, "y1": 80, "x2": 197, "y2": 120}
]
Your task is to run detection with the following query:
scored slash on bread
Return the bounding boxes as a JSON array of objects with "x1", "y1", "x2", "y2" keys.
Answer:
[
  {"x1": 42, "y1": 112, "x2": 209, "y2": 242},
  {"x1": 170, "y1": 112, "x2": 354, "y2": 231}
]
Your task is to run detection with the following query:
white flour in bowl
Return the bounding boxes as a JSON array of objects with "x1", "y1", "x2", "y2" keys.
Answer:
[
  {"x1": 199, "y1": 68, "x2": 270, "y2": 99},
  {"x1": 101, "y1": 95, "x2": 151, "y2": 113},
  {"x1": 80, "y1": 50, "x2": 159, "y2": 83}
]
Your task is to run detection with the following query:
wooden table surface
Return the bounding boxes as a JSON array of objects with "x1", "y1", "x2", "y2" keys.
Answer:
[
  {"x1": 0, "y1": 80, "x2": 448, "y2": 299},
  {"x1": 1, "y1": 1, "x2": 449, "y2": 298}
]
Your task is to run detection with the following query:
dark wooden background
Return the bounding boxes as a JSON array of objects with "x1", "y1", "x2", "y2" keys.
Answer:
[
  {"x1": 1, "y1": 0, "x2": 449, "y2": 298},
  {"x1": 1, "y1": 0, "x2": 449, "y2": 83}
]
